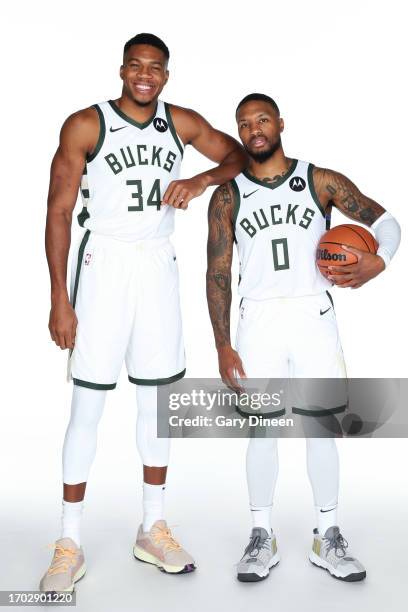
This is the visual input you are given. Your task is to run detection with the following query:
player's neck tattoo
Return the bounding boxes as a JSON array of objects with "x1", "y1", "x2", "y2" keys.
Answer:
[
  {"x1": 259, "y1": 159, "x2": 293, "y2": 185},
  {"x1": 262, "y1": 173, "x2": 286, "y2": 184}
]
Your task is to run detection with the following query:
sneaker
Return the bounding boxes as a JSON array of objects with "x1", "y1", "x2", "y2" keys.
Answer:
[
  {"x1": 39, "y1": 537, "x2": 86, "y2": 592},
  {"x1": 309, "y1": 526, "x2": 366, "y2": 582},
  {"x1": 237, "y1": 527, "x2": 280, "y2": 582},
  {"x1": 133, "y1": 520, "x2": 196, "y2": 574}
]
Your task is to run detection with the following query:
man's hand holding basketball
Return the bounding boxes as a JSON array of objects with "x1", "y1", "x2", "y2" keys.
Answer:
[
  {"x1": 162, "y1": 174, "x2": 209, "y2": 209},
  {"x1": 328, "y1": 245, "x2": 385, "y2": 288}
]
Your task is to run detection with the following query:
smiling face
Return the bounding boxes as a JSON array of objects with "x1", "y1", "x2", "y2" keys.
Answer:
[
  {"x1": 120, "y1": 44, "x2": 169, "y2": 106},
  {"x1": 236, "y1": 100, "x2": 284, "y2": 163}
]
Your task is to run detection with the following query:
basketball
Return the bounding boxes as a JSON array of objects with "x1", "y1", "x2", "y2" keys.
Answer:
[{"x1": 316, "y1": 224, "x2": 378, "y2": 277}]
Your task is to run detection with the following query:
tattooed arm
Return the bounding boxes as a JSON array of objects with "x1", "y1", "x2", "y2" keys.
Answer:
[
  {"x1": 206, "y1": 183, "x2": 246, "y2": 390},
  {"x1": 313, "y1": 167, "x2": 386, "y2": 225},
  {"x1": 313, "y1": 167, "x2": 387, "y2": 288}
]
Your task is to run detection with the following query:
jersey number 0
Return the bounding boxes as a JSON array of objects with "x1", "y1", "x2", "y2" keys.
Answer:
[{"x1": 271, "y1": 238, "x2": 290, "y2": 271}]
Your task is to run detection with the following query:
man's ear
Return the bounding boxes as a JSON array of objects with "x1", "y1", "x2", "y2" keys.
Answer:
[
  {"x1": 119, "y1": 65, "x2": 124, "y2": 81},
  {"x1": 279, "y1": 117, "x2": 284, "y2": 133}
]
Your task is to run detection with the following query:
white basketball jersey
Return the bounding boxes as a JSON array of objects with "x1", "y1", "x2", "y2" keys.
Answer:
[
  {"x1": 78, "y1": 100, "x2": 184, "y2": 241},
  {"x1": 233, "y1": 159, "x2": 331, "y2": 299}
]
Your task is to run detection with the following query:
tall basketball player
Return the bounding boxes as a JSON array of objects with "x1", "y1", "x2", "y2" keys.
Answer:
[
  {"x1": 41, "y1": 33, "x2": 247, "y2": 591},
  {"x1": 206, "y1": 93, "x2": 400, "y2": 582}
]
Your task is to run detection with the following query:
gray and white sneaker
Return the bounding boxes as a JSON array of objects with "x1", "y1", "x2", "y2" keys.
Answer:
[
  {"x1": 309, "y1": 526, "x2": 366, "y2": 582},
  {"x1": 237, "y1": 527, "x2": 280, "y2": 582},
  {"x1": 39, "y1": 537, "x2": 86, "y2": 593}
]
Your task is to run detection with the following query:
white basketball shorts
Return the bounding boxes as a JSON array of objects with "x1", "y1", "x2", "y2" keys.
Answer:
[
  {"x1": 67, "y1": 230, "x2": 186, "y2": 389},
  {"x1": 236, "y1": 292, "x2": 347, "y2": 416}
]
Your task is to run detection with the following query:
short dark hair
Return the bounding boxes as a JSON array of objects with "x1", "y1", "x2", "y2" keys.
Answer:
[
  {"x1": 236, "y1": 93, "x2": 280, "y2": 116},
  {"x1": 123, "y1": 33, "x2": 170, "y2": 62}
]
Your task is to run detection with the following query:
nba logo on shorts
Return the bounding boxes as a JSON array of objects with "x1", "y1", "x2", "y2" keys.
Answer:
[{"x1": 84, "y1": 253, "x2": 92, "y2": 266}]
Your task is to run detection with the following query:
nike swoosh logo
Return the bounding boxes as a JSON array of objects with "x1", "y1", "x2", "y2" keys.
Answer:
[
  {"x1": 320, "y1": 307, "x2": 331, "y2": 316},
  {"x1": 110, "y1": 126, "x2": 128, "y2": 132},
  {"x1": 320, "y1": 508, "x2": 335, "y2": 513},
  {"x1": 243, "y1": 189, "x2": 259, "y2": 199}
]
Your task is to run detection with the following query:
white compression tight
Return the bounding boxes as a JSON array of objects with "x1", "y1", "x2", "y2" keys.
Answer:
[
  {"x1": 135, "y1": 385, "x2": 170, "y2": 467},
  {"x1": 62, "y1": 386, "x2": 107, "y2": 484},
  {"x1": 305, "y1": 437, "x2": 339, "y2": 508},
  {"x1": 247, "y1": 437, "x2": 339, "y2": 509},
  {"x1": 62, "y1": 385, "x2": 170, "y2": 485}
]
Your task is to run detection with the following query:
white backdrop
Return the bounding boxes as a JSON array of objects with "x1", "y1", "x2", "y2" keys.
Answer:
[{"x1": 0, "y1": 1, "x2": 407, "y2": 611}]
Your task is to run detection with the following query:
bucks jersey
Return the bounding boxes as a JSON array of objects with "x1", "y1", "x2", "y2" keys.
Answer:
[
  {"x1": 78, "y1": 99, "x2": 184, "y2": 241},
  {"x1": 233, "y1": 159, "x2": 331, "y2": 299}
]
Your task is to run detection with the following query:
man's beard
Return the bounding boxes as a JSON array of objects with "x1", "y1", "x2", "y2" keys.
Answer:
[
  {"x1": 132, "y1": 97, "x2": 155, "y2": 108},
  {"x1": 245, "y1": 136, "x2": 282, "y2": 163}
]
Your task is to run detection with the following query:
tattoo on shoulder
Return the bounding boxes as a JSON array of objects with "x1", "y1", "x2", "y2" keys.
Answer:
[
  {"x1": 316, "y1": 168, "x2": 385, "y2": 225},
  {"x1": 218, "y1": 183, "x2": 233, "y2": 205},
  {"x1": 209, "y1": 182, "x2": 235, "y2": 214}
]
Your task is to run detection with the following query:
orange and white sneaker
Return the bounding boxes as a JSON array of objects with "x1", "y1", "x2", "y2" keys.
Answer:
[
  {"x1": 39, "y1": 537, "x2": 86, "y2": 593},
  {"x1": 133, "y1": 520, "x2": 196, "y2": 574}
]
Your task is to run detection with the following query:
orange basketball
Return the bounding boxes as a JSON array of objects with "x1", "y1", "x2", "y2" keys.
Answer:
[{"x1": 316, "y1": 224, "x2": 378, "y2": 277}]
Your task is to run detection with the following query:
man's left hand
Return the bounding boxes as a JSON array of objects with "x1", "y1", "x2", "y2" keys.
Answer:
[
  {"x1": 328, "y1": 245, "x2": 385, "y2": 288},
  {"x1": 162, "y1": 175, "x2": 208, "y2": 209}
]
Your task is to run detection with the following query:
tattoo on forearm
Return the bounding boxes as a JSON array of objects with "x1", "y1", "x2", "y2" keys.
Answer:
[
  {"x1": 206, "y1": 184, "x2": 234, "y2": 348},
  {"x1": 214, "y1": 272, "x2": 230, "y2": 292},
  {"x1": 207, "y1": 272, "x2": 232, "y2": 346}
]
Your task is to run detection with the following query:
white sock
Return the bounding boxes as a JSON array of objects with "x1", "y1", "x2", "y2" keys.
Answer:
[
  {"x1": 61, "y1": 500, "x2": 84, "y2": 546},
  {"x1": 143, "y1": 483, "x2": 165, "y2": 532},
  {"x1": 316, "y1": 504, "x2": 338, "y2": 536},
  {"x1": 250, "y1": 504, "x2": 272, "y2": 533}
]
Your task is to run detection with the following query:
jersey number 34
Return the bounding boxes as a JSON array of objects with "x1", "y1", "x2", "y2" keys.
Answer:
[{"x1": 126, "y1": 179, "x2": 161, "y2": 211}]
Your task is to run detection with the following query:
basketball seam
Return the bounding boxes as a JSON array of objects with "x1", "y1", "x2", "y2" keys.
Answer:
[
  {"x1": 319, "y1": 240, "x2": 356, "y2": 247},
  {"x1": 341, "y1": 225, "x2": 371, "y2": 251},
  {"x1": 327, "y1": 225, "x2": 375, "y2": 252}
]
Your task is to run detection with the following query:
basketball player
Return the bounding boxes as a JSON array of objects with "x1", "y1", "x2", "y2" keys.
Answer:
[
  {"x1": 40, "y1": 33, "x2": 246, "y2": 592},
  {"x1": 206, "y1": 93, "x2": 400, "y2": 582}
]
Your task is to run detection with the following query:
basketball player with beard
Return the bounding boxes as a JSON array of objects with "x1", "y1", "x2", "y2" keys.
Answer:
[
  {"x1": 41, "y1": 33, "x2": 246, "y2": 592},
  {"x1": 206, "y1": 93, "x2": 400, "y2": 582}
]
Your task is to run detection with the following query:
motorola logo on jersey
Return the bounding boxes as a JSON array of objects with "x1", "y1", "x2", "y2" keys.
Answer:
[
  {"x1": 154, "y1": 118, "x2": 168, "y2": 132},
  {"x1": 289, "y1": 177, "x2": 306, "y2": 192}
]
